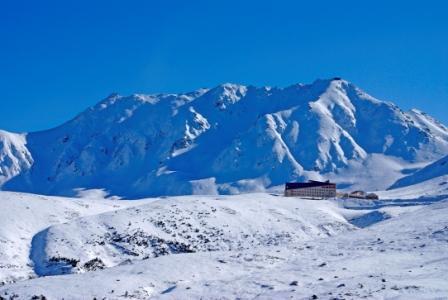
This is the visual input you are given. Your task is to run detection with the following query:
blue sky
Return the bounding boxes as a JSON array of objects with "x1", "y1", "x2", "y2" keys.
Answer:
[{"x1": 1, "y1": 0, "x2": 447, "y2": 132}]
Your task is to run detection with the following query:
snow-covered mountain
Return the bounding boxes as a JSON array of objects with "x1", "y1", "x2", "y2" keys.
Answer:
[
  {"x1": 391, "y1": 154, "x2": 448, "y2": 189},
  {"x1": 0, "y1": 131, "x2": 33, "y2": 186},
  {"x1": 1, "y1": 78, "x2": 448, "y2": 198}
]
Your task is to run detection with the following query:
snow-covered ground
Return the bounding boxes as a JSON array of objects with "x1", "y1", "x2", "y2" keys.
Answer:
[
  {"x1": 332, "y1": 175, "x2": 448, "y2": 212},
  {"x1": 391, "y1": 155, "x2": 448, "y2": 189},
  {"x1": 0, "y1": 192, "x2": 352, "y2": 285},
  {"x1": 0, "y1": 191, "x2": 149, "y2": 284},
  {"x1": 0, "y1": 188, "x2": 447, "y2": 299},
  {"x1": 1, "y1": 193, "x2": 447, "y2": 299},
  {"x1": 1, "y1": 79, "x2": 447, "y2": 299},
  {"x1": 27, "y1": 193, "x2": 352, "y2": 278}
]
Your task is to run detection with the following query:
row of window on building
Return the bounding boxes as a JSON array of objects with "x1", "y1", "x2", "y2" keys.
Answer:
[{"x1": 284, "y1": 180, "x2": 379, "y2": 200}]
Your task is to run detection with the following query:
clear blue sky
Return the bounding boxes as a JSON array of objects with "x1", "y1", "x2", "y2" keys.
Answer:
[{"x1": 1, "y1": 0, "x2": 447, "y2": 132}]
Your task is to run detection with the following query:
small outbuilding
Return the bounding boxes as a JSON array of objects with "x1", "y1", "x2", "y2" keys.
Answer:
[
  {"x1": 366, "y1": 193, "x2": 379, "y2": 200},
  {"x1": 350, "y1": 191, "x2": 366, "y2": 198},
  {"x1": 342, "y1": 191, "x2": 380, "y2": 200}
]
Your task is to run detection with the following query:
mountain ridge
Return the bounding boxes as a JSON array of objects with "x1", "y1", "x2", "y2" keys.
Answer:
[
  {"x1": 391, "y1": 154, "x2": 448, "y2": 189},
  {"x1": 1, "y1": 78, "x2": 448, "y2": 198}
]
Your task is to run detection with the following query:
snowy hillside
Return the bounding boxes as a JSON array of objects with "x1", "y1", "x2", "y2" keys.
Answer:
[
  {"x1": 1, "y1": 78, "x2": 448, "y2": 197},
  {"x1": 1, "y1": 192, "x2": 447, "y2": 299},
  {"x1": 380, "y1": 175, "x2": 448, "y2": 202},
  {"x1": 29, "y1": 194, "x2": 352, "y2": 277},
  {"x1": 391, "y1": 154, "x2": 448, "y2": 189},
  {"x1": 0, "y1": 131, "x2": 32, "y2": 186},
  {"x1": 0, "y1": 191, "x2": 148, "y2": 284},
  {"x1": 0, "y1": 192, "x2": 352, "y2": 284}
]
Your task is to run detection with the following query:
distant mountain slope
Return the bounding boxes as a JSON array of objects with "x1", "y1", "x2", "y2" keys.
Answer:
[
  {"x1": 391, "y1": 155, "x2": 448, "y2": 189},
  {"x1": 1, "y1": 78, "x2": 448, "y2": 197},
  {"x1": 0, "y1": 130, "x2": 33, "y2": 186}
]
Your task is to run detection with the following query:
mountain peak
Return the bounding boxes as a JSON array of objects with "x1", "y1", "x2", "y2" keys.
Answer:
[
  {"x1": 212, "y1": 82, "x2": 248, "y2": 94},
  {"x1": 2, "y1": 78, "x2": 448, "y2": 198},
  {"x1": 310, "y1": 77, "x2": 349, "y2": 86},
  {"x1": 205, "y1": 83, "x2": 249, "y2": 108}
]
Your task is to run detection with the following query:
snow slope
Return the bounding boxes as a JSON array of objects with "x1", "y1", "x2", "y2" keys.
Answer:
[
  {"x1": 391, "y1": 154, "x2": 448, "y2": 189},
  {"x1": 0, "y1": 131, "x2": 33, "y2": 186},
  {"x1": 1, "y1": 79, "x2": 448, "y2": 197},
  {"x1": 0, "y1": 191, "x2": 148, "y2": 284},
  {"x1": 22, "y1": 193, "x2": 353, "y2": 277},
  {"x1": 2, "y1": 198, "x2": 447, "y2": 299},
  {"x1": 380, "y1": 175, "x2": 448, "y2": 202}
]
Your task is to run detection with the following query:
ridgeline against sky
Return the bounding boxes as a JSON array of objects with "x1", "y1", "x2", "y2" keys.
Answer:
[
  {"x1": 1, "y1": 79, "x2": 447, "y2": 198},
  {"x1": 1, "y1": 0, "x2": 447, "y2": 131}
]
